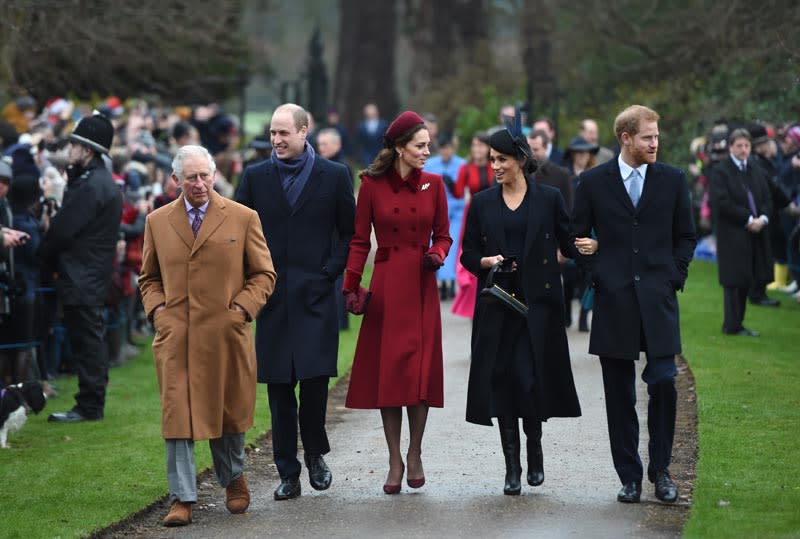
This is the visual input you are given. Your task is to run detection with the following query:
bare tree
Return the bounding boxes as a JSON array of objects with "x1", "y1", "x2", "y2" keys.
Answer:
[{"x1": 0, "y1": 0, "x2": 249, "y2": 103}]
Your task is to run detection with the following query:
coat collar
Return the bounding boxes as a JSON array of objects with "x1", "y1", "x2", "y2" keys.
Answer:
[
  {"x1": 387, "y1": 166, "x2": 422, "y2": 193},
  {"x1": 603, "y1": 158, "x2": 659, "y2": 214},
  {"x1": 167, "y1": 191, "x2": 228, "y2": 253}
]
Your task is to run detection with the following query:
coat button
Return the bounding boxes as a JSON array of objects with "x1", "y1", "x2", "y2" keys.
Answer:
[
  {"x1": 633, "y1": 219, "x2": 638, "y2": 226},
  {"x1": 411, "y1": 226, "x2": 417, "y2": 231},
  {"x1": 411, "y1": 207, "x2": 417, "y2": 213},
  {"x1": 633, "y1": 248, "x2": 639, "y2": 254},
  {"x1": 545, "y1": 283, "x2": 551, "y2": 289},
  {"x1": 394, "y1": 208, "x2": 399, "y2": 214},
  {"x1": 545, "y1": 233, "x2": 550, "y2": 239},
  {"x1": 634, "y1": 275, "x2": 641, "y2": 281},
  {"x1": 393, "y1": 227, "x2": 399, "y2": 232},
  {"x1": 543, "y1": 258, "x2": 548, "y2": 264},
  {"x1": 394, "y1": 246, "x2": 399, "y2": 251}
]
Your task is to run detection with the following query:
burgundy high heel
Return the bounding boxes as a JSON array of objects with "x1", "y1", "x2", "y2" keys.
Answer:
[
  {"x1": 406, "y1": 455, "x2": 425, "y2": 488},
  {"x1": 407, "y1": 476, "x2": 425, "y2": 489},
  {"x1": 384, "y1": 463, "x2": 404, "y2": 494}
]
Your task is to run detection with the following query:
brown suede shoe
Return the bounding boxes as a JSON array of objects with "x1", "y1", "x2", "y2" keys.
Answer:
[
  {"x1": 163, "y1": 501, "x2": 192, "y2": 527},
  {"x1": 226, "y1": 475, "x2": 250, "y2": 514}
]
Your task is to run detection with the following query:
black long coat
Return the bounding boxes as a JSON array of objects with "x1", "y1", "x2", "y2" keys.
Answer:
[
  {"x1": 709, "y1": 157, "x2": 774, "y2": 287},
  {"x1": 572, "y1": 159, "x2": 696, "y2": 360},
  {"x1": 38, "y1": 157, "x2": 122, "y2": 306},
  {"x1": 236, "y1": 156, "x2": 355, "y2": 383},
  {"x1": 461, "y1": 180, "x2": 581, "y2": 426}
]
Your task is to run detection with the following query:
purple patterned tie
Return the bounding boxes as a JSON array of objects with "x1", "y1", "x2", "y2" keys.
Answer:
[{"x1": 191, "y1": 208, "x2": 202, "y2": 237}]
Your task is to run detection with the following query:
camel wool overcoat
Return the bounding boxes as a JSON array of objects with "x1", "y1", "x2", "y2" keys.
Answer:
[{"x1": 140, "y1": 191, "x2": 276, "y2": 440}]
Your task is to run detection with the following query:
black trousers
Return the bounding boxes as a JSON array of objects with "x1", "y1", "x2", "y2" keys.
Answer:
[
  {"x1": 600, "y1": 355, "x2": 676, "y2": 485},
  {"x1": 267, "y1": 375, "x2": 330, "y2": 480},
  {"x1": 63, "y1": 305, "x2": 108, "y2": 419},
  {"x1": 723, "y1": 286, "x2": 749, "y2": 333}
]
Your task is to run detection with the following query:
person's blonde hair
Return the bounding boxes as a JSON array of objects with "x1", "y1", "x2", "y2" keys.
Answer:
[{"x1": 614, "y1": 105, "x2": 660, "y2": 142}]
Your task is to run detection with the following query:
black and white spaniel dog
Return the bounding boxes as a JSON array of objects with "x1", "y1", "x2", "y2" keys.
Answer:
[{"x1": 0, "y1": 381, "x2": 47, "y2": 448}]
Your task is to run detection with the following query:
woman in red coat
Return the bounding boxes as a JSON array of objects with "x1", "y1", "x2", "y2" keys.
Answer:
[
  {"x1": 452, "y1": 133, "x2": 494, "y2": 318},
  {"x1": 343, "y1": 111, "x2": 452, "y2": 494}
]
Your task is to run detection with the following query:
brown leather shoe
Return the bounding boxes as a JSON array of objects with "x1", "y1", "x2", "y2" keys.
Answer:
[
  {"x1": 226, "y1": 475, "x2": 250, "y2": 514},
  {"x1": 163, "y1": 501, "x2": 192, "y2": 527}
]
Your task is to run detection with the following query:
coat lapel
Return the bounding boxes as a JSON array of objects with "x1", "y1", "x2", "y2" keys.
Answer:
[
  {"x1": 191, "y1": 191, "x2": 228, "y2": 256},
  {"x1": 636, "y1": 163, "x2": 659, "y2": 213},
  {"x1": 167, "y1": 196, "x2": 196, "y2": 250},
  {"x1": 523, "y1": 180, "x2": 543, "y2": 258},
  {"x1": 604, "y1": 159, "x2": 636, "y2": 213},
  {"x1": 486, "y1": 187, "x2": 508, "y2": 254},
  {"x1": 264, "y1": 163, "x2": 292, "y2": 215},
  {"x1": 289, "y1": 158, "x2": 324, "y2": 215}
]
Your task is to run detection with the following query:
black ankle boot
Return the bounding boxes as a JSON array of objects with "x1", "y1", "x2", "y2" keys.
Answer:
[
  {"x1": 523, "y1": 419, "x2": 544, "y2": 486},
  {"x1": 498, "y1": 418, "x2": 521, "y2": 495},
  {"x1": 578, "y1": 308, "x2": 590, "y2": 332}
]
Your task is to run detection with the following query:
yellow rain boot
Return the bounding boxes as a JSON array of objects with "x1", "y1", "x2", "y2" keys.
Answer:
[{"x1": 767, "y1": 263, "x2": 789, "y2": 290}]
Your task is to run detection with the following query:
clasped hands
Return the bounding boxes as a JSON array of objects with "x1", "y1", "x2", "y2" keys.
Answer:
[{"x1": 746, "y1": 217, "x2": 767, "y2": 233}]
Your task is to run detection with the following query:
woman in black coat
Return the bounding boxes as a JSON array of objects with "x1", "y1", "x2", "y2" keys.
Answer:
[{"x1": 461, "y1": 127, "x2": 589, "y2": 495}]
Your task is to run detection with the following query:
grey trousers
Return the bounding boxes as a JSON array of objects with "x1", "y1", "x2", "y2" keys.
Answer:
[{"x1": 165, "y1": 433, "x2": 245, "y2": 503}]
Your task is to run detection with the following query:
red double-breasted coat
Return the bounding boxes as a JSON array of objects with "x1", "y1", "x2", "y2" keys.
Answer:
[{"x1": 344, "y1": 167, "x2": 452, "y2": 408}]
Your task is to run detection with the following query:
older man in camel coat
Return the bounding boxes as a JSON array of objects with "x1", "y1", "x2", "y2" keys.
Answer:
[{"x1": 140, "y1": 145, "x2": 276, "y2": 527}]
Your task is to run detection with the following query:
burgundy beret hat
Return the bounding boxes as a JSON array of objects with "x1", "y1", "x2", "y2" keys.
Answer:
[{"x1": 385, "y1": 111, "x2": 425, "y2": 143}]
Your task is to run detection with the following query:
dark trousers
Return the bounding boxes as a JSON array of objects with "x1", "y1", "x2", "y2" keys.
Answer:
[
  {"x1": 723, "y1": 286, "x2": 748, "y2": 333},
  {"x1": 600, "y1": 355, "x2": 676, "y2": 484},
  {"x1": 267, "y1": 375, "x2": 330, "y2": 480},
  {"x1": 63, "y1": 305, "x2": 108, "y2": 419}
]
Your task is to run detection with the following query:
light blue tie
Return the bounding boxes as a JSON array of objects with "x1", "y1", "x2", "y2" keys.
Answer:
[{"x1": 628, "y1": 169, "x2": 642, "y2": 207}]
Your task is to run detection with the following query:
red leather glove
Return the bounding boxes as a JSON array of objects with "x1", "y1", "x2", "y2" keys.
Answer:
[
  {"x1": 423, "y1": 252, "x2": 444, "y2": 271},
  {"x1": 343, "y1": 286, "x2": 371, "y2": 315}
]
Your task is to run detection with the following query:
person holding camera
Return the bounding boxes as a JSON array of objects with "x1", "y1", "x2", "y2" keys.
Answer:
[
  {"x1": 460, "y1": 122, "x2": 585, "y2": 496},
  {"x1": 2, "y1": 173, "x2": 44, "y2": 383}
]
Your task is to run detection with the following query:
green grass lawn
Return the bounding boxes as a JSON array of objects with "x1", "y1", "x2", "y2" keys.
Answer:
[
  {"x1": 0, "y1": 306, "x2": 365, "y2": 539},
  {"x1": 680, "y1": 261, "x2": 800, "y2": 539}
]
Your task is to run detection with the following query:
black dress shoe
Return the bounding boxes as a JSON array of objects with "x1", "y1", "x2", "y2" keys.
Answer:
[
  {"x1": 48, "y1": 410, "x2": 100, "y2": 423},
  {"x1": 736, "y1": 328, "x2": 760, "y2": 337},
  {"x1": 654, "y1": 471, "x2": 678, "y2": 502},
  {"x1": 304, "y1": 454, "x2": 332, "y2": 491},
  {"x1": 273, "y1": 477, "x2": 301, "y2": 500},
  {"x1": 617, "y1": 481, "x2": 642, "y2": 503},
  {"x1": 749, "y1": 297, "x2": 780, "y2": 307}
]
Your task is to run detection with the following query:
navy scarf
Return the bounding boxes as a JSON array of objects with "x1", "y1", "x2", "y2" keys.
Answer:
[{"x1": 271, "y1": 142, "x2": 316, "y2": 207}]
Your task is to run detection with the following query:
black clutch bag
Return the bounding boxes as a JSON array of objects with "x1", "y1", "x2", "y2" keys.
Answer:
[{"x1": 479, "y1": 263, "x2": 528, "y2": 317}]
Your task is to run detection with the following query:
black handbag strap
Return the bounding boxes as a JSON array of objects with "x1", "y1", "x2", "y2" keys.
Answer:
[{"x1": 485, "y1": 263, "x2": 501, "y2": 288}]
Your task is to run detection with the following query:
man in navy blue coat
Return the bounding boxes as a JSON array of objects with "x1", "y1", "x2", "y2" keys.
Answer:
[
  {"x1": 236, "y1": 103, "x2": 355, "y2": 501},
  {"x1": 572, "y1": 105, "x2": 696, "y2": 504}
]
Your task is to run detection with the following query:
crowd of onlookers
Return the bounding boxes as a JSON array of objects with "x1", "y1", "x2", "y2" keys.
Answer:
[
  {"x1": 1, "y1": 92, "x2": 798, "y2": 391},
  {"x1": 0, "y1": 95, "x2": 259, "y2": 392}
]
